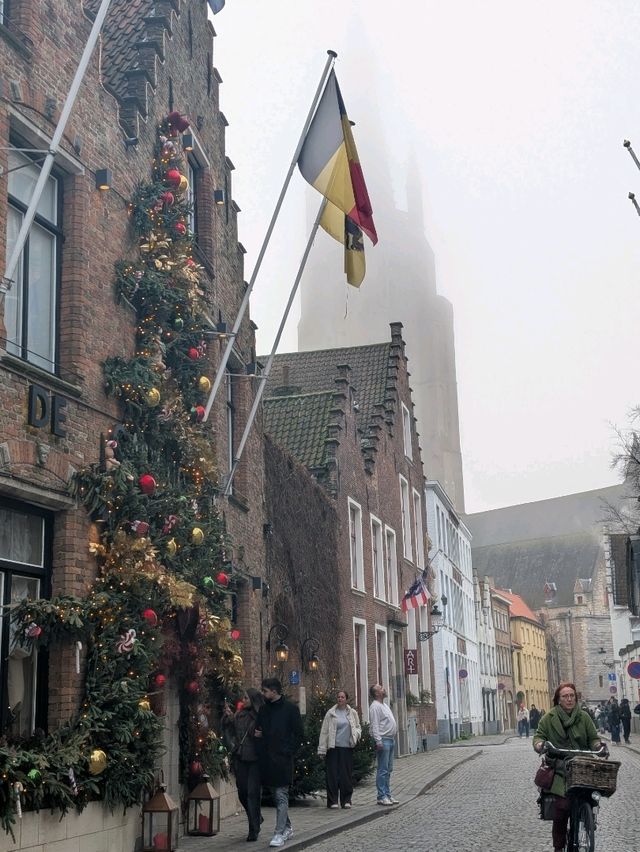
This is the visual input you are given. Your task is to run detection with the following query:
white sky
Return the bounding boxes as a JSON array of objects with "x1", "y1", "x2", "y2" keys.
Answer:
[{"x1": 213, "y1": 0, "x2": 640, "y2": 512}]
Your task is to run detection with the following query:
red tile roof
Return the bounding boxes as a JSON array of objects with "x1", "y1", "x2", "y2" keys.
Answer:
[{"x1": 495, "y1": 588, "x2": 540, "y2": 624}]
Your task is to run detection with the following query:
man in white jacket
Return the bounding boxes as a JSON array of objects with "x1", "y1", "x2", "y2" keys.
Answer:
[{"x1": 368, "y1": 684, "x2": 398, "y2": 806}]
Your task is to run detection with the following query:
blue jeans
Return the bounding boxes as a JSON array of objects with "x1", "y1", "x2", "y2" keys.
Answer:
[
  {"x1": 375, "y1": 737, "x2": 395, "y2": 800},
  {"x1": 272, "y1": 786, "x2": 291, "y2": 835}
]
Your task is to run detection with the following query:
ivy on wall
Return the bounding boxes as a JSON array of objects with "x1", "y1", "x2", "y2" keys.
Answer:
[{"x1": 1, "y1": 112, "x2": 241, "y2": 837}]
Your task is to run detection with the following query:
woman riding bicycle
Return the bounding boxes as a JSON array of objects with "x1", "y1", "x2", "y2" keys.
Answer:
[{"x1": 533, "y1": 682, "x2": 607, "y2": 851}]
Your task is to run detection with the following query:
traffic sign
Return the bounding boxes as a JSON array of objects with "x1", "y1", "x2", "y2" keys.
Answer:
[
  {"x1": 289, "y1": 670, "x2": 300, "y2": 686},
  {"x1": 628, "y1": 661, "x2": 640, "y2": 680},
  {"x1": 607, "y1": 672, "x2": 616, "y2": 681},
  {"x1": 459, "y1": 669, "x2": 468, "y2": 679},
  {"x1": 609, "y1": 685, "x2": 617, "y2": 693}
]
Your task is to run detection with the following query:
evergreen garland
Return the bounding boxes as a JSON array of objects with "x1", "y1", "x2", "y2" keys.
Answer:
[{"x1": 0, "y1": 112, "x2": 241, "y2": 838}]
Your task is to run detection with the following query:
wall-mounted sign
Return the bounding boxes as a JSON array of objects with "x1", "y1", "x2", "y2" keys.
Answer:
[
  {"x1": 27, "y1": 384, "x2": 67, "y2": 438},
  {"x1": 627, "y1": 661, "x2": 640, "y2": 680},
  {"x1": 607, "y1": 672, "x2": 616, "y2": 682},
  {"x1": 404, "y1": 649, "x2": 418, "y2": 676},
  {"x1": 459, "y1": 669, "x2": 468, "y2": 680},
  {"x1": 288, "y1": 670, "x2": 300, "y2": 686},
  {"x1": 609, "y1": 685, "x2": 617, "y2": 694}
]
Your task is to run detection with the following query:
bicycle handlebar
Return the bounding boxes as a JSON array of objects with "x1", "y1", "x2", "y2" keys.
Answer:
[{"x1": 542, "y1": 741, "x2": 608, "y2": 758}]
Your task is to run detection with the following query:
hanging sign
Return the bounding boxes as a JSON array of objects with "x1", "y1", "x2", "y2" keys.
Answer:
[{"x1": 404, "y1": 649, "x2": 418, "y2": 676}]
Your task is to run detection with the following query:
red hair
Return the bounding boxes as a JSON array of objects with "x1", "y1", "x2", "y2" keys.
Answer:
[{"x1": 553, "y1": 682, "x2": 577, "y2": 706}]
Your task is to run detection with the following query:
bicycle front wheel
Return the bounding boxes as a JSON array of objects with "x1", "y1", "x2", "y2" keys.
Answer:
[{"x1": 572, "y1": 801, "x2": 595, "y2": 852}]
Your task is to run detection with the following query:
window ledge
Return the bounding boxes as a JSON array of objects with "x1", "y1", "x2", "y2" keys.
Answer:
[
  {"x1": 0, "y1": 352, "x2": 83, "y2": 398},
  {"x1": 351, "y1": 586, "x2": 366, "y2": 597},
  {"x1": 0, "y1": 24, "x2": 33, "y2": 60}
]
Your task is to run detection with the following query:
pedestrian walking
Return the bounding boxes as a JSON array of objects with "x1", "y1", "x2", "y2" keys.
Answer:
[
  {"x1": 255, "y1": 678, "x2": 304, "y2": 849},
  {"x1": 533, "y1": 681, "x2": 608, "y2": 851},
  {"x1": 317, "y1": 689, "x2": 361, "y2": 809},
  {"x1": 607, "y1": 696, "x2": 621, "y2": 745},
  {"x1": 369, "y1": 683, "x2": 398, "y2": 806},
  {"x1": 517, "y1": 703, "x2": 530, "y2": 737},
  {"x1": 619, "y1": 697, "x2": 632, "y2": 744},
  {"x1": 222, "y1": 688, "x2": 264, "y2": 842},
  {"x1": 529, "y1": 704, "x2": 541, "y2": 730}
]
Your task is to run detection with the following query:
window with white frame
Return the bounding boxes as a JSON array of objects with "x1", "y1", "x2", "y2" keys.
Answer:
[
  {"x1": 0, "y1": 501, "x2": 51, "y2": 736},
  {"x1": 399, "y1": 476, "x2": 412, "y2": 561},
  {"x1": 412, "y1": 489, "x2": 425, "y2": 568},
  {"x1": 348, "y1": 499, "x2": 364, "y2": 591},
  {"x1": 375, "y1": 625, "x2": 389, "y2": 695},
  {"x1": 401, "y1": 403, "x2": 413, "y2": 459},
  {"x1": 5, "y1": 146, "x2": 62, "y2": 372},
  {"x1": 186, "y1": 158, "x2": 199, "y2": 236},
  {"x1": 371, "y1": 515, "x2": 385, "y2": 600},
  {"x1": 385, "y1": 527, "x2": 399, "y2": 606},
  {"x1": 353, "y1": 619, "x2": 368, "y2": 720}
]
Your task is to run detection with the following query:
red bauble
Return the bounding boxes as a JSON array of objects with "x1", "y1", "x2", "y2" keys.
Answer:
[
  {"x1": 190, "y1": 761, "x2": 203, "y2": 776},
  {"x1": 165, "y1": 168, "x2": 182, "y2": 187},
  {"x1": 193, "y1": 405, "x2": 205, "y2": 423},
  {"x1": 167, "y1": 110, "x2": 190, "y2": 133},
  {"x1": 142, "y1": 608, "x2": 158, "y2": 627},
  {"x1": 230, "y1": 628, "x2": 241, "y2": 641},
  {"x1": 138, "y1": 474, "x2": 157, "y2": 495},
  {"x1": 187, "y1": 347, "x2": 200, "y2": 360},
  {"x1": 131, "y1": 520, "x2": 150, "y2": 537},
  {"x1": 216, "y1": 572, "x2": 230, "y2": 587},
  {"x1": 161, "y1": 191, "x2": 175, "y2": 206},
  {"x1": 175, "y1": 222, "x2": 187, "y2": 235},
  {"x1": 186, "y1": 680, "x2": 200, "y2": 695},
  {"x1": 154, "y1": 674, "x2": 166, "y2": 688}
]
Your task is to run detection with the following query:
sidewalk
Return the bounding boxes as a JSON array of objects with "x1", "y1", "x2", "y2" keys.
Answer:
[{"x1": 178, "y1": 734, "x2": 511, "y2": 851}]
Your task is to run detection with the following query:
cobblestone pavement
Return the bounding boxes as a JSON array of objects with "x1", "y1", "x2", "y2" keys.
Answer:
[{"x1": 303, "y1": 738, "x2": 640, "y2": 852}]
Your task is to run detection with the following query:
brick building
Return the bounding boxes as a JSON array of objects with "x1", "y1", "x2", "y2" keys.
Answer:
[
  {"x1": 0, "y1": 0, "x2": 266, "y2": 845},
  {"x1": 263, "y1": 323, "x2": 439, "y2": 755},
  {"x1": 491, "y1": 587, "x2": 515, "y2": 731}
]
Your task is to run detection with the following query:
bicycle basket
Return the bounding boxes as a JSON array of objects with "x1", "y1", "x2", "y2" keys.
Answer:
[{"x1": 565, "y1": 756, "x2": 620, "y2": 796}]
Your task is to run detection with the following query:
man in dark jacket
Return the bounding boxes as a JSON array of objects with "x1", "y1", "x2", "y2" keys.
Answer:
[{"x1": 255, "y1": 678, "x2": 304, "y2": 849}]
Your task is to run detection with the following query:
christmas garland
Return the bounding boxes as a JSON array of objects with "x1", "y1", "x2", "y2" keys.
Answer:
[{"x1": 2, "y1": 112, "x2": 241, "y2": 837}]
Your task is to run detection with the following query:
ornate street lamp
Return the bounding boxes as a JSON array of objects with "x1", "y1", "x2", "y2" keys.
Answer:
[
  {"x1": 266, "y1": 623, "x2": 289, "y2": 665},
  {"x1": 301, "y1": 637, "x2": 320, "y2": 672},
  {"x1": 418, "y1": 600, "x2": 446, "y2": 642}
]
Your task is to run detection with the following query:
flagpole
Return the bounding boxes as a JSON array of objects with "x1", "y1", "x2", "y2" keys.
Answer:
[
  {"x1": 202, "y1": 49, "x2": 337, "y2": 423},
  {"x1": 1, "y1": 0, "x2": 114, "y2": 298},
  {"x1": 222, "y1": 197, "x2": 328, "y2": 497}
]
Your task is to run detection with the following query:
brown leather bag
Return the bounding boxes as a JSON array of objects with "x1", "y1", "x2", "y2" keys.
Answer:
[{"x1": 534, "y1": 761, "x2": 555, "y2": 790}]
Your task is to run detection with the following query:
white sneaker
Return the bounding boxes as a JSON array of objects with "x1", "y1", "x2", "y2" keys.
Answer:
[
  {"x1": 269, "y1": 835, "x2": 285, "y2": 848},
  {"x1": 388, "y1": 797, "x2": 399, "y2": 804},
  {"x1": 377, "y1": 797, "x2": 393, "y2": 805},
  {"x1": 282, "y1": 826, "x2": 293, "y2": 840}
]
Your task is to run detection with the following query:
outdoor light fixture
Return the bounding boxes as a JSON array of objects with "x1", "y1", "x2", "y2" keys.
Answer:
[
  {"x1": 213, "y1": 189, "x2": 225, "y2": 205},
  {"x1": 418, "y1": 602, "x2": 444, "y2": 643},
  {"x1": 215, "y1": 321, "x2": 230, "y2": 339},
  {"x1": 266, "y1": 623, "x2": 289, "y2": 664},
  {"x1": 301, "y1": 637, "x2": 320, "y2": 672},
  {"x1": 95, "y1": 168, "x2": 112, "y2": 191},
  {"x1": 141, "y1": 779, "x2": 179, "y2": 851},
  {"x1": 185, "y1": 774, "x2": 220, "y2": 837},
  {"x1": 182, "y1": 132, "x2": 194, "y2": 152}
]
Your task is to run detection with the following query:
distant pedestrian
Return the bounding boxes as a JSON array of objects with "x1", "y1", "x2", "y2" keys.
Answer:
[
  {"x1": 222, "y1": 688, "x2": 264, "y2": 842},
  {"x1": 529, "y1": 704, "x2": 541, "y2": 730},
  {"x1": 620, "y1": 697, "x2": 632, "y2": 744},
  {"x1": 317, "y1": 689, "x2": 362, "y2": 809},
  {"x1": 369, "y1": 683, "x2": 398, "y2": 806},
  {"x1": 607, "y1": 696, "x2": 621, "y2": 744},
  {"x1": 255, "y1": 678, "x2": 304, "y2": 849},
  {"x1": 517, "y1": 704, "x2": 530, "y2": 738}
]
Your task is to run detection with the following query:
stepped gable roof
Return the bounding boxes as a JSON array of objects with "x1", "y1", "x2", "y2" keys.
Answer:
[
  {"x1": 472, "y1": 532, "x2": 602, "y2": 611},
  {"x1": 264, "y1": 343, "x2": 392, "y2": 437},
  {"x1": 464, "y1": 484, "x2": 627, "y2": 548},
  {"x1": 496, "y1": 589, "x2": 540, "y2": 624},
  {"x1": 263, "y1": 391, "x2": 335, "y2": 471},
  {"x1": 86, "y1": 0, "x2": 150, "y2": 106}
]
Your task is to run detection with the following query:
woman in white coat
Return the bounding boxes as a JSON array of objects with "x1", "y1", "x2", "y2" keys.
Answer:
[{"x1": 317, "y1": 690, "x2": 362, "y2": 809}]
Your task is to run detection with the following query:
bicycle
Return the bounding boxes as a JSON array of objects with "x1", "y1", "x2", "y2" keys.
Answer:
[{"x1": 541, "y1": 742, "x2": 619, "y2": 852}]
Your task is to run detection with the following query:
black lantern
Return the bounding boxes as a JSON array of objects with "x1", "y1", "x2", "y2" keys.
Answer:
[
  {"x1": 301, "y1": 637, "x2": 320, "y2": 672},
  {"x1": 141, "y1": 782, "x2": 179, "y2": 851},
  {"x1": 186, "y1": 773, "x2": 220, "y2": 836},
  {"x1": 266, "y1": 623, "x2": 289, "y2": 665}
]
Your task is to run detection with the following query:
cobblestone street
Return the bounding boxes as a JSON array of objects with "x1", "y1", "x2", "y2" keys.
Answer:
[{"x1": 303, "y1": 738, "x2": 640, "y2": 852}]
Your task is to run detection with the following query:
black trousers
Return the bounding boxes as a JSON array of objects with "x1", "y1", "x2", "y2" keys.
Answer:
[
  {"x1": 234, "y1": 759, "x2": 262, "y2": 836},
  {"x1": 325, "y1": 747, "x2": 354, "y2": 807},
  {"x1": 622, "y1": 717, "x2": 631, "y2": 741}
]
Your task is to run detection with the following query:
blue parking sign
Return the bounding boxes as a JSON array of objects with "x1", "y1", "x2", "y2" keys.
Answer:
[{"x1": 289, "y1": 670, "x2": 300, "y2": 685}]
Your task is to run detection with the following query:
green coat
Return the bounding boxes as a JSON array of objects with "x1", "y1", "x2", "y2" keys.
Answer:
[{"x1": 532, "y1": 706, "x2": 600, "y2": 797}]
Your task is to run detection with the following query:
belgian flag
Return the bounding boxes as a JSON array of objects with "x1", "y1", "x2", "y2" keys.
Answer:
[{"x1": 298, "y1": 71, "x2": 377, "y2": 287}]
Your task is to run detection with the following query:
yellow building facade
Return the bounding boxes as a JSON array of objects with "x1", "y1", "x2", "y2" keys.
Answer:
[{"x1": 500, "y1": 590, "x2": 552, "y2": 713}]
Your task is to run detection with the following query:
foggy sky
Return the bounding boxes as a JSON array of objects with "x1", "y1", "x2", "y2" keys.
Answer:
[{"x1": 212, "y1": 0, "x2": 640, "y2": 512}]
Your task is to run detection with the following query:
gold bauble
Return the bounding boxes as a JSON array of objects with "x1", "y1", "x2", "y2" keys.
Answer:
[
  {"x1": 198, "y1": 376, "x2": 212, "y2": 393},
  {"x1": 89, "y1": 749, "x2": 108, "y2": 775},
  {"x1": 166, "y1": 538, "x2": 178, "y2": 557},
  {"x1": 138, "y1": 698, "x2": 151, "y2": 712},
  {"x1": 146, "y1": 387, "x2": 161, "y2": 406},
  {"x1": 191, "y1": 527, "x2": 204, "y2": 545},
  {"x1": 177, "y1": 175, "x2": 189, "y2": 193}
]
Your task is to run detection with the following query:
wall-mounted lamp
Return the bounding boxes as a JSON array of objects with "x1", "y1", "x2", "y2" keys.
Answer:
[
  {"x1": 266, "y1": 623, "x2": 289, "y2": 664},
  {"x1": 215, "y1": 321, "x2": 232, "y2": 339},
  {"x1": 301, "y1": 637, "x2": 320, "y2": 672},
  {"x1": 95, "y1": 168, "x2": 112, "y2": 191},
  {"x1": 418, "y1": 603, "x2": 444, "y2": 642},
  {"x1": 214, "y1": 189, "x2": 225, "y2": 205},
  {"x1": 182, "y1": 133, "x2": 194, "y2": 152}
]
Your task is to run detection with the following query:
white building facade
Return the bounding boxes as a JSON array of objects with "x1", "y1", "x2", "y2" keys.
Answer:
[
  {"x1": 426, "y1": 481, "x2": 482, "y2": 741},
  {"x1": 474, "y1": 575, "x2": 499, "y2": 733}
]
